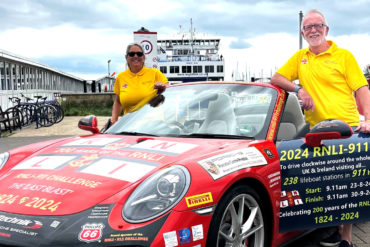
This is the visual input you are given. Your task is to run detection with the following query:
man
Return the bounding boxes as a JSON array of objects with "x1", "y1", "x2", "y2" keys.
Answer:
[{"x1": 271, "y1": 9, "x2": 370, "y2": 247}]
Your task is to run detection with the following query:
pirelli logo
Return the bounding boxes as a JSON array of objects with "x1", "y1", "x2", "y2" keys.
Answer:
[{"x1": 185, "y1": 192, "x2": 213, "y2": 208}]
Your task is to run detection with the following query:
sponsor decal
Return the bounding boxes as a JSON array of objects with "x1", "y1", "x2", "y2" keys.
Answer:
[
  {"x1": 268, "y1": 171, "x2": 281, "y2": 188},
  {"x1": 280, "y1": 190, "x2": 303, "y2": 208},
  {"x1": 88, "y1": 206, "x2": 110, "y2": 219},
  {"x1": 178, "y1": 228, "x2": 191, "y2": 245},
  {"x1": 24, "y1": 220, "x2": 43, "y2": 229},
  {"x1": 198, "y1": 147, "x2": 267, "y2": 180},
  {"x1": 0, "y1": 215, "x2": 42, "y2": 229},
  {"x1": 163, "y1": 231, "x2": 178, "y2": 247},
  {"x1": 128, "y1": 140, "x2": 197, "y2": 155},
  {"x1": 191, "y1": 224, "x2": 203, "y2": 241},
  {"x1": 50, "y1": 220, "x2": 61, "y2": 228},
  {"x1": 104, "y1": 232, "x2": 149, "y2": 242},
  {"x1": 185, "y1": 192, "x2": 213, "y2": 208},
  {"x1": 78, "y1": 223, "x2": 105, "y2": 243},
  {"x1": 263, "y1": 148, "x2": 274, "y2": 158}
]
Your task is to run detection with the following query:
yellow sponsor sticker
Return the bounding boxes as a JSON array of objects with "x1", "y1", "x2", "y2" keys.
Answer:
[{"x1": 185, "y1": 192, "x2": 213, "y2": 208}]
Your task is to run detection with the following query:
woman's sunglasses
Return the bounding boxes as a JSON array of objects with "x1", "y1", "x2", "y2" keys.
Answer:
[{"x1": 127, "y1": 52, "x2": 144, "y2": 57}]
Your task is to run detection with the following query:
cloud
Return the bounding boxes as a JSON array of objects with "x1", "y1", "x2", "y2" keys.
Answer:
[{"x1": 229, "y1": 39, "x2": 252, "y2": 49}]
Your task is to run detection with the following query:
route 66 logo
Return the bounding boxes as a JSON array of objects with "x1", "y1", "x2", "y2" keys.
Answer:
[{"x1": 78, "y1": 223, "x2": 105, "y2": 243}]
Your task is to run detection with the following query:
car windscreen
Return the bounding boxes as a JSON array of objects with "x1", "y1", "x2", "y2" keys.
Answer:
[{"x1": 106, "y1": 83, "x2": 278, "y2": 139}]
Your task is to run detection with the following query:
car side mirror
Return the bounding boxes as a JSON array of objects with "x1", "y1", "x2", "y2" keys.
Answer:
[
  {"x1": 78, "y1": 115, "x2": 100, "y2": 134},
  {"x1": 304, "y1": 119, "x2": 353, "y2": 147}
]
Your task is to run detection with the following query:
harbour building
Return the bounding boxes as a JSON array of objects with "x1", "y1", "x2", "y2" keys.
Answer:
[{"x1": 0, "y1": 49, "x2": 93, "y2": 109}]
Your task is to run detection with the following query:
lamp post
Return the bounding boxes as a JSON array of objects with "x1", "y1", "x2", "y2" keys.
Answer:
[
  {"x1": 107, "y1": 59, "x2": 111, "y2": 76},
  {"x1": 107, "y1": 59, "x2": 111, "y2": 91}
]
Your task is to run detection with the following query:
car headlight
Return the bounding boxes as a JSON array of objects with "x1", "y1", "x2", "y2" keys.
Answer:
[
  {"x1": 0, "y1": 152, "x2": 9, "y2": 170},
  {"x1": 123, "y1": 165, "x2": 190, "y2": 223}
]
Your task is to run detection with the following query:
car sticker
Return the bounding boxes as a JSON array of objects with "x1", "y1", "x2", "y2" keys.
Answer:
[
  {"x1": 198, "y1": 147, "x2": 267, "y2": 180},
  {"x1": 126, "y1": 140, "x2": 197, "y2": 156},
  {"x1": 185, "y1": 192, "x2": 213, "y2": 208},
  {"x1": 78, "y1": 157, "x2": 157, "y2": 182},
  {"x1": 78, "y1": 223, "x2": 105, "y2": 243},
  {"x1": 163, "y1": 231, "x2": 178, "y2": 247},
  {"x1": 278, "y1": 134, "x2": 370, "y2": 232},
  {"x1": 268, "y1": 171, "x2": 281, "y2": 188},
  {"x1": 12, "y1": 155, "x2": 79, "y2": 171},
  {"x1": 191, "y1": 224, "x2": 204, "y2": 241},
  {"x1": 178, "y1": 228, "x2": 191, "y2": 244}
]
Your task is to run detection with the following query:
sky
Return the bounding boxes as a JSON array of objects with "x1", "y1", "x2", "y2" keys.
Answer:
[{"x1": 0, "y1": 0, "x2": 369, "y2": 81}]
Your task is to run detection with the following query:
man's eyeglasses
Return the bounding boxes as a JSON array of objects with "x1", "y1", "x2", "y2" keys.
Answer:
[
  {"x1": 302, "y1": 23, "x2": 326, "y2": 31},
  {"x1": 127, "y1": 52, "x2": 144, "y2": 57}
]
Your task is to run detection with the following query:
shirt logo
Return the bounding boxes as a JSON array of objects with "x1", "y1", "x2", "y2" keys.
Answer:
[
  {"x1": 122, "y1": 84, "x2": 128, "y2": 89},
  {"x1": 301, "y1": 59, "x2": 307, "y2": 64}
]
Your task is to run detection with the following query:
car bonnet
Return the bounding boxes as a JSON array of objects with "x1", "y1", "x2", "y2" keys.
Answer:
[{"x1": 0, "y1": 135, "x2": 249, "y2": 216}]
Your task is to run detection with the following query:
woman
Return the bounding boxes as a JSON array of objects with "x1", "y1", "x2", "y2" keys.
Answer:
[{"x1": 111, "y1": 43, "x2": 168, "y2": 125}]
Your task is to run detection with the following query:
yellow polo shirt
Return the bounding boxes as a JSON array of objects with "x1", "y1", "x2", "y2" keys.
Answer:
[
  {"x1": 277, "y1": 41, "x2": 367, "y2": 128},
  {"x1": 114, "y1": 67, "x2": 168, "y2": 114}
]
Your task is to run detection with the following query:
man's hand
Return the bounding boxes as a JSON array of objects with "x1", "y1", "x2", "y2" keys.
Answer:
[
  {"x1": 154, "y1": 82, "x2": 166, "y2": 94},
  {"x1": 355, "y1": 120, "x2": 370, "y2": 133},
  {"x1": 298, "y1": 88, "x2": 315, "y2": 111}
]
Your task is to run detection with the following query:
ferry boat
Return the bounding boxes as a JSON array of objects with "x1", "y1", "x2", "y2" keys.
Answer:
[{"x1": 157, "y1": 20, "x2": 225, "y2": 84}]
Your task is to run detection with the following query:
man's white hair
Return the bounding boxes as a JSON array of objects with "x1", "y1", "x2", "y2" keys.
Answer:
[{"x1": 301, "y1": 9, "x2": 328, "y2": 30}]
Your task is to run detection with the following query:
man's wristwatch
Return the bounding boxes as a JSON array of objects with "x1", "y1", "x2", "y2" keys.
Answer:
[{"x1": 295, "y1": 85, "x2": 302, "y2": 93}]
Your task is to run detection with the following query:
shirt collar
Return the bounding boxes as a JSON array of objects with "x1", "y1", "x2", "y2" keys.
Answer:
[
  {"x1": 128, "y1": 66, "x2": 146, "y2": 76},
  {"x1": 304, "y1": 40, "x2": 337, "y2": 56}
]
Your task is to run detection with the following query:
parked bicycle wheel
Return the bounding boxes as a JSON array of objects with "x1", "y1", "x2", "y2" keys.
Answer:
[
  {"x1": 50, "y1": 101, "x2": 64, "y2": 123},
  {"x1": 17, "y1": 105, "x2": 33, "y2": 126},
  {"x1": 36, "y1": 105, "x2": 58, "y2": 127},
  {"x1": 5, "y1": 107, "x2": 23, "y2": 131}
]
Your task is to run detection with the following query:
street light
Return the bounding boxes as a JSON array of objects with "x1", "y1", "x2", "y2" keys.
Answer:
[
  {"x1": 107, "y1": 60, "x2": 111, "y2": 91},
  {"x1": 107, "y1": 59, "x2": 111, "y2": 76}
]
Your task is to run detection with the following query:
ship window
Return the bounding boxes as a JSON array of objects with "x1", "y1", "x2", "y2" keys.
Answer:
[
  {"x1": 217, "y1": 65, "x2": 223, "y2": 73},
  {"x1": 193, "y1": 66, "x2": 202, "y2": 73},
  {"x1": 182, "y1": 66, "x2": 192, "y2": 73},
  {"x1": 160, "y1": 66, "x2": 167, "y2": 74},
  {"x1": 170, "y1": 66, "x2": 179, "y2": 73},
  {"x1": 205, "y1": 65, "x2": 214, "y2": 73}
]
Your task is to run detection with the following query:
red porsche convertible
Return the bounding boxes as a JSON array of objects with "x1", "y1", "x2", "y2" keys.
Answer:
[{"x1": 0, "y1": 82, "x2": 368, "y2": 247}]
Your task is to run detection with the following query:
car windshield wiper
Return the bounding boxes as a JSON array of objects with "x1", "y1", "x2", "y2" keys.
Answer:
[
  {"x1": 113, "y1": 131, "x2": 158, "y2": 137},
  {"x1": 178, "y1": 133, "x2": 254, "y2": 139}
]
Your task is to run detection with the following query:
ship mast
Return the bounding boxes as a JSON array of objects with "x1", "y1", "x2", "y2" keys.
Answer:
[{"x1": 190, "y1": 18, "x2": 194, "y2": 59}]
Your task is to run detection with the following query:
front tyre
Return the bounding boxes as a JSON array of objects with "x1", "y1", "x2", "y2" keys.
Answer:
[{"x1": 206, "y1": 185, "x2": 267, "y2": 247}]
